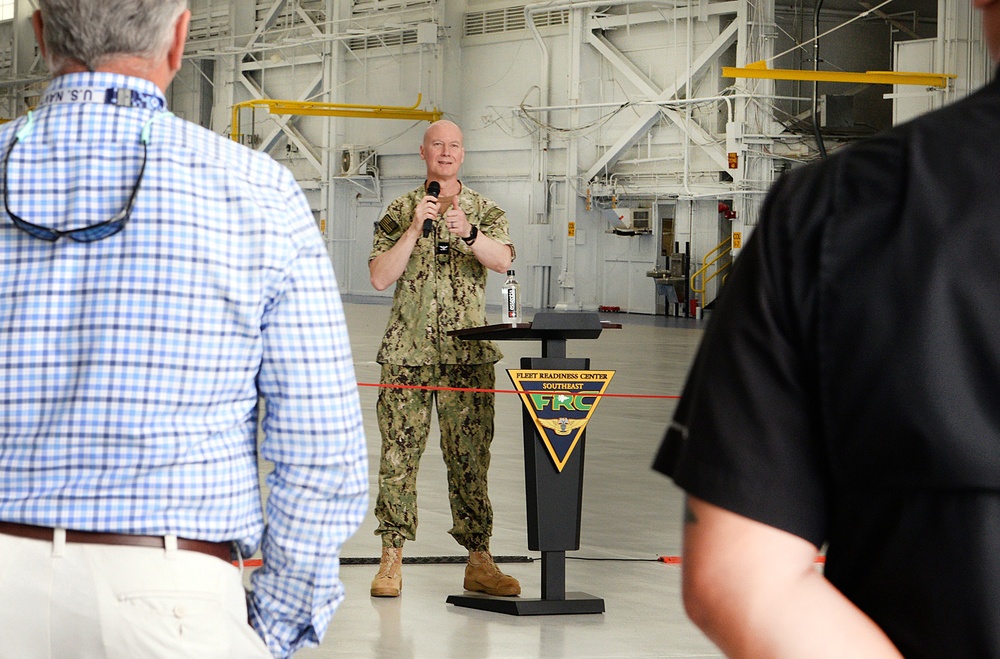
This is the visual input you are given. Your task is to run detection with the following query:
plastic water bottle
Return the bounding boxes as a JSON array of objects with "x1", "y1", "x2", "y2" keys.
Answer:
[{"x1": 501, "y1": 269, "x2": 522, "y2": 325}]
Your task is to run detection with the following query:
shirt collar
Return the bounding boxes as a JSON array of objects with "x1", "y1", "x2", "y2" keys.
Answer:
[{"x1": 38, "y1": 72, "x2": 167, "y2": 111}]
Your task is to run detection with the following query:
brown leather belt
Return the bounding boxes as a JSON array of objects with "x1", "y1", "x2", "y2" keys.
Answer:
[{"x1": 0, "y1": 521, "x2": 233, "y2": 563}]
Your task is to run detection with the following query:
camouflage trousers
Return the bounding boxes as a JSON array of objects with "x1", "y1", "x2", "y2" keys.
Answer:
[{"x1": 374, "y1": 362, "x2": 496, "y2": 551}]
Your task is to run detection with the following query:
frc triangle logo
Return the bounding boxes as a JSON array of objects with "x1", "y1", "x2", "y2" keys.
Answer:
[{"x1": 508, "y1": 369, "x2": 615, "y2": 472}]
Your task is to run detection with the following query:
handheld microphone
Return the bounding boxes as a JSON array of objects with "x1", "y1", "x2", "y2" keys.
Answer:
[{"x1": 423, "y1": 181, "x2": 441, "y2": 238}]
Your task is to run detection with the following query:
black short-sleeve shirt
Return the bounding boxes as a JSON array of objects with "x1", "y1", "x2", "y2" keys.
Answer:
[{"x1": 655, "y1": 75, "x2": 1000, "y2": 658}]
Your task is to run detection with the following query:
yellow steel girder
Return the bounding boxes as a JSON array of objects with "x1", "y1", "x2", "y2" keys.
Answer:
[
  {"x1": 722, "y1": 61, "x2": 955, "y2": 88},
  {"x1": 230, "y1": 95, "x2": 442, "y2": 143}
]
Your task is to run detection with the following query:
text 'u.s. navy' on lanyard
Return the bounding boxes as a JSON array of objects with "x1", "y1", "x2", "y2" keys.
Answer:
[{"x1": 39, "y1": 86, "x2": 167, "y2": 111}]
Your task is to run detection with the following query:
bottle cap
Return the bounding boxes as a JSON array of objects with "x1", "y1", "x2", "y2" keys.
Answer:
[{"x1": 507, "y1": 269, "x2": 515, "y2": 275}]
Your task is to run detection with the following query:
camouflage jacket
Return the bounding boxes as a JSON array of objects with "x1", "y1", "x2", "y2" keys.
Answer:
[{"x1": 370, "y1": 183, "x2": 516, "y2": 366}]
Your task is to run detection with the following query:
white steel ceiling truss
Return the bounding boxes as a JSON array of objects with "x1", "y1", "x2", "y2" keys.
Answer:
[
  {"x1": 583, "y1": 19, "x2": 738, "y2": 181},
  {"x1": 230, "y1": 0, "x2": 329, "y2": 178}
]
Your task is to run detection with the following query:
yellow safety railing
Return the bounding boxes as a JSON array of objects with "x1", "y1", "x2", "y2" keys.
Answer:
[
  {"x1": 691, "y1": 237, "x2": 733, "y2": 306},
  {"x1": 230, "y1": 95, "x2": 442, "y2": 143}
]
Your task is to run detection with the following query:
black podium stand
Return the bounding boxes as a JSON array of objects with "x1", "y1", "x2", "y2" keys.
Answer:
[{"x1": 445, "y1": 313, "x2": 615, "y2": 615}]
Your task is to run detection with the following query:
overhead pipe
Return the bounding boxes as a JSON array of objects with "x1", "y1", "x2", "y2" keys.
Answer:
[
  {"x1": 812, "y1": 0, "x2": 828, "y2": 159},
  {"x1": 683, "y1": 0, "x2": 695, "y2": 195},
  {"x1": 525, "y1": 95, "x2": 826, "y2": 125}
]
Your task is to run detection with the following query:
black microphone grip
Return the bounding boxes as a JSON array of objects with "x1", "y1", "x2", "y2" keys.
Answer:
[{"x1": 423, "y1": 181, "x2": 441, "y2": 238}]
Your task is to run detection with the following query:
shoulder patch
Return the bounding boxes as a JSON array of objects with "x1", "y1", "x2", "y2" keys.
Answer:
[
  {"x1": 377, "y1": 215, "x2": 400, "y2": 235},
  {"x1": 483, "y1": 207, "x2": 505, "y2": 225}
]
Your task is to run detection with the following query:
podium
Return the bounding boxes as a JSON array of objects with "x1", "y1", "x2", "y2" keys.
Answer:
[{"x1": 445, "y1": 313, "x2": 616, "y2": 615}]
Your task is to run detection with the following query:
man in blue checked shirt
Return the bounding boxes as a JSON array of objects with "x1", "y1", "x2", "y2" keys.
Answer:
[{"x1": 0, "y1": 2, "x2": 368, "y2": 657}]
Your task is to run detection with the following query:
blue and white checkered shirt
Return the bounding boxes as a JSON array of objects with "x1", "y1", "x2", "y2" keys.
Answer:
[{"x1": 0, "y1": 72, "x2": 368, "y2": 658}]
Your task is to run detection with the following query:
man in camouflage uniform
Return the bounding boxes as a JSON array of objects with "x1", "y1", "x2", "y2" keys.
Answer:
[{"x1": 368, "y1": 120, "x2": 520, "y2": 598}]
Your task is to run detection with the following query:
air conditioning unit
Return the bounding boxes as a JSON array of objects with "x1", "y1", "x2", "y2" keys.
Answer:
[
  {"x1": 603, "y1": 206, "x2": 652, "y2": 234},
  {"x1": 603, "y1": 207, "x2": 632, "y2": 230},
  {"x1": 631, "y1": 208, "x2": 651, "y2": 231},
  {"x1": 340, "y1": 145, "x2": 377, "y2": 176}
]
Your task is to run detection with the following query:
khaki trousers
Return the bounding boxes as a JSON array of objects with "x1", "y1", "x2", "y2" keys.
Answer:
[{"x1": 0, "y1": 532, "x2": 270, "y2": 658}]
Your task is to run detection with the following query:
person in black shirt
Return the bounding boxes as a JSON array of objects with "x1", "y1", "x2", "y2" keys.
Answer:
[{"x1": 655, "y1": 0, "x2": 1000, "y2": 655}]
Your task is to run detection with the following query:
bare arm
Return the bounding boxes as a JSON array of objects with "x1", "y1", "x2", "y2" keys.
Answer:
[
  {"x1": 465, "y1": 231, "x2": 513, "y2": 274},
  {"x1": 444, "y1": 202, "x2": 513, "y2": 274},
  {"x1": 369, "y1": 195, "x2": 438, "y2": 291},
  {"x1": 681, "y1": 496, "x2": 902, "y2": 659}
]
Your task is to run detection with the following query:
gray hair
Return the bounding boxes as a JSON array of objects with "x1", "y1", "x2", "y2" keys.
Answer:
[{"x1": 38, "y1": 0, "x2": 188, "y2": 72}]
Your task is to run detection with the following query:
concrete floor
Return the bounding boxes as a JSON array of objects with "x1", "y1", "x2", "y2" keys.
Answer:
[{"x1": 285, "y1": 297, "x2": 721, "y2": 658}]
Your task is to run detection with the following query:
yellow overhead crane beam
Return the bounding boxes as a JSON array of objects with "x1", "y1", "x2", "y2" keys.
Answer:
[
  {"x1": 722, "y1": 61, "x2": 955, "y2": 88},
  {"x1": 230, "y1": 94, "x2": 442, "y2": 143}
]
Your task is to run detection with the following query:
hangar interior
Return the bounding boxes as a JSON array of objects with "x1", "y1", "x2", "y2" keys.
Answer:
[
  {"x1": 0, "y1": 1, "x2": 992, "y2": 657},
  {"x1": 0, "y1": 0, "x2": 988, "y2": 316}
]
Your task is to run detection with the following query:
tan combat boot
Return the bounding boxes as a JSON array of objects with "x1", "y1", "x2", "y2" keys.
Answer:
[
  {"x1": 464, "y1": 550, "x2": 521, "y2": 597},
  {"x1": 371, "y1": 547, "x2": 403, "y2": 597}
]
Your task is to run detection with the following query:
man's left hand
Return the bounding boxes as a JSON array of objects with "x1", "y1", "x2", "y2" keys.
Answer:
[{"x1": 444, "y1": 203, "x2": 471, "y2": 240}]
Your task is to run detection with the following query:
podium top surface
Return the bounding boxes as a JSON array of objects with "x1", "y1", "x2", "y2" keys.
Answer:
[{"x1": 449, "y1": 312, "x2": 621, "y2": 342}]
